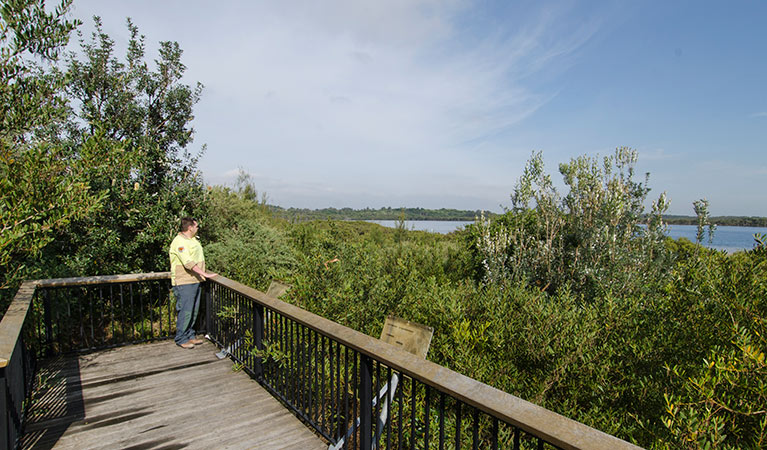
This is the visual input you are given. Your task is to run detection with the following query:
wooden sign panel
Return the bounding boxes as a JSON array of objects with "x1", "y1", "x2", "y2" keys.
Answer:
[{"x1": 380, "y1": 316, "x2": 433, "y2": 359}]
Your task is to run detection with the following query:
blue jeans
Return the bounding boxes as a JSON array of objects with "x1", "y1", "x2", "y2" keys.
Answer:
[{"x1": 173, "y1": 283, "x2": 201, "y2": 345}]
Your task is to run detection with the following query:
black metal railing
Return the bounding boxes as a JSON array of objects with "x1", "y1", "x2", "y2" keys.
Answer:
[
  {"x1": 3, "y1": 273, "x2": 639, "y2": 450},
  {"x1": 0, "y1": 273, "x2": 175, "y2": 449},
  {"x1": 207, "y1": 281, "x2": 532, "y2": 448},
  {"x1": 207, "y1": 277, "x2": 639, "y2": 450},
  {"x1": 33, "y1": 275, "x2": 174, "y2": 354}
]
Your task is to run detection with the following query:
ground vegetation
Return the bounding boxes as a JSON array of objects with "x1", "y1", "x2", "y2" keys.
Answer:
[{"x1": 203, "y1": 149, "x2": 766, "y2": 449}]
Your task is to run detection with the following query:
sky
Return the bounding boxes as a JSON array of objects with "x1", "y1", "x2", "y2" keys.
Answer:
[{"x1": 67, "y1": 0, "x2": 767, "y2": 216}]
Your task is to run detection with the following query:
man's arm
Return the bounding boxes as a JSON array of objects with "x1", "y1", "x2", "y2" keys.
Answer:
[{"x1": 190, "y1": 264, "x2": 218, "y2": 279}]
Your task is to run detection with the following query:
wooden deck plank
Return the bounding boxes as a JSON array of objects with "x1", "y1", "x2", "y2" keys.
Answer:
[{"x1": 22, "y1": 340, "x2": 326, "y2": 450}]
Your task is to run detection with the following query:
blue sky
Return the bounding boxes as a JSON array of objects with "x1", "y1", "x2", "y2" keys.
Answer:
[{"x1": 69, "y1": 0, "x2": 767, "y2": 215}]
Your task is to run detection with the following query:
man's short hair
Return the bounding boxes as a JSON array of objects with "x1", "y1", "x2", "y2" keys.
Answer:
[{"x1": 180, "y1": 217, "x2": 197, "y2": 232}]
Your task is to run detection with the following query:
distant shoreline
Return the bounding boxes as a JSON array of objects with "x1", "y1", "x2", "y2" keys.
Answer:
[{"x1": 273, "y1": 206, "x2": 767, "y2": 227}]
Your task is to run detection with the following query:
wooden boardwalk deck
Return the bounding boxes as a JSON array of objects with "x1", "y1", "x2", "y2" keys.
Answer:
[{"x1": 21, "y1": 340, "x2": 327, "y2": 450}]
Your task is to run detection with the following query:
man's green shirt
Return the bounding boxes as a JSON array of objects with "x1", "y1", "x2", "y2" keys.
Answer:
[{"x1": 169, "y1": 233, "x2": 206, "y2": 286}]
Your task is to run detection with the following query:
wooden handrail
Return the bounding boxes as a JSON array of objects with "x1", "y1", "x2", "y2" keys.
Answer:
[
  {"x1": 210, "y1": 276, "x2": 641, "y2": 450},
  {"x1": 35, "y1": 272, "x2": 170, "y2": 288},
  {"x1": 0, "y1": 281, "x2": 38, "y2": 368}
]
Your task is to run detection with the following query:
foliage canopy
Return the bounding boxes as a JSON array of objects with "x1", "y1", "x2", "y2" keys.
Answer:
[{"x1": 1, "y1": 6, "x2": 207, "y2": 287}]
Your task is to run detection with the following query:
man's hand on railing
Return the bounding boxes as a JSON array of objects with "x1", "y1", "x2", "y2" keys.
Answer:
[{"x1": 191, "y1": 264, "x2": 217, "y2": 279}]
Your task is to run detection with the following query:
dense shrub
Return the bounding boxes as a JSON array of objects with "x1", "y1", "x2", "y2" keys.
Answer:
[
  {"x1": 203, "y1": 186, "x2": 296, "y2": 290},
  {"x1": 285, "y1": 219, "x2": 466, "y2": 335},
  {"x1": 658, "y1": 244, "x2": 767, "y2": 448},
  {"x1": 471, "y1": 148, "x2": 671, "y2": 299}
]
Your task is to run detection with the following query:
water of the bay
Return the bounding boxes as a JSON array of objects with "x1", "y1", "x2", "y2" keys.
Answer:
[
  {"x1": 366, "y1": 220, "x2": 766, "y2": 252},
  {"x1": 666, "y1": 225, "x2": 766, "y2": 252},
  {"x1": 366, "y1": 220, "x2": 473, "y2": 234}
]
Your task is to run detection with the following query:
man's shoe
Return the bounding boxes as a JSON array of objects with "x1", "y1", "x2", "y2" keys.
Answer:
[
  {"x1": 178, "y1": 341, "x2": 195, "y2": 349},
  {"x1": 188, "y1": 338, "x2": 204, "y2": 345}
]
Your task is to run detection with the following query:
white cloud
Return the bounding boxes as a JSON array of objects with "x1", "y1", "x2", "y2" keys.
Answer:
[
  {"x1": 68, "y1": 0, "x2": 604, "y2": 209},
  {"x1": 639, "y1": 148, "x2": 674, "y2": 161}
]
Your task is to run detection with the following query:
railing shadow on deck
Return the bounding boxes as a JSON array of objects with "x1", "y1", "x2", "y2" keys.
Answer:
[
  {"x1": 19, "y1": 356, "x2": 84, "y2": 450},
  {"x1": 1, "y1": 273, "x2": 643, "y2": 450}
]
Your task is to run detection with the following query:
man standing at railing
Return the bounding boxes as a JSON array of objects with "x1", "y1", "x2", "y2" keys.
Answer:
[{"x1": 169, "y1": 217, "x2": 217, "y2": 349}]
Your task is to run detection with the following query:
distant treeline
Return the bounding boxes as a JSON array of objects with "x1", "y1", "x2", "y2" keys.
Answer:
[
  {"x1": 662, "y1": 215, "x2": 767, "y2": 227},
  {"x1": 273, "y1": 206, "x2": 494, "y2": 221}
]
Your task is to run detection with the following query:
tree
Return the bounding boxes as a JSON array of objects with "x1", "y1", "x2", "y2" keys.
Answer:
[
  {"x1": 1, "y1": 0, "x2": 77, "y2": 139},
  {"x1": 0, "y1": 0, "x2": 101, "y2": 288},
  {"x1": 37, "y1": 17, "x2": 207, "y2": 277}
]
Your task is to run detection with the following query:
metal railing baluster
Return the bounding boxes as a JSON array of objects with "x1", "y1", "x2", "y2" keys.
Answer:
[
  {"x1": 320, "y1": 334, "x2": 326, "y2": 433},
  {"x1": 138, "y1": 284, "x2": 145, "y2": 340},
  {"x1": 78, "y1": 287, "x2": 84, "y2": 347},
  {"x1": 90, "y1": 286, "x2": 95, "y2": 345},
  {"x1": 254, "y1": 303, "x2": 264, "y2": 379},
  {"x1": 155, "y1": 283, "x2": 162, "y2": 339},
  {"x1": 299, "y1": 321, "x2": 304, "y2": 409},
  {"x1": 397, "y1": 374, "x2": 404, "y2": 450},
  {"x1": 353, "y1": 350, "x2": 359, "y2": 450},
  {"x1": 410, "y1": 379, "x2": 416, "y2": 450},
  {"x1": 335, "y1": 341, "x2": 342, "y2": 442},
  {"x1": 129, "y1": 284, "x2": 135, "y2": 342},
  {"x1": 373, "y1": 361, "x2": 380, "y2": 447},
  {"x1": 424, "y1": 385, "x2": 431, "y2": 450},
  {"x1": 310, "y1": 327, "x2": 316, "y2": 422},
  {"x1": 167, "y1": 283, "x2": 172, "y2": 339},
  {"x1": 438, "y1": 392, "x2": 445, "y2": 450},
  {"x1": 455, "y1": 401, "x2": 462, "y2": 450},
  {"x1": 385, "y1": 366, "x2": 392, "y2": 450},
  {"x1": 329, "y1": 335, "x2": 335, "y2": 432},
  {"x1": 343, "y1": 346, "x2": 350, "y2": 444},
  {"x1": 360, "y1": 353, "x2": 373, "y2": 450},
  {"x1": 119, "y1": 284, "x2": 125, "y2": 344},
  {"x1": 42, "y1": 289, "x2": 52, "y2": 356}
]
